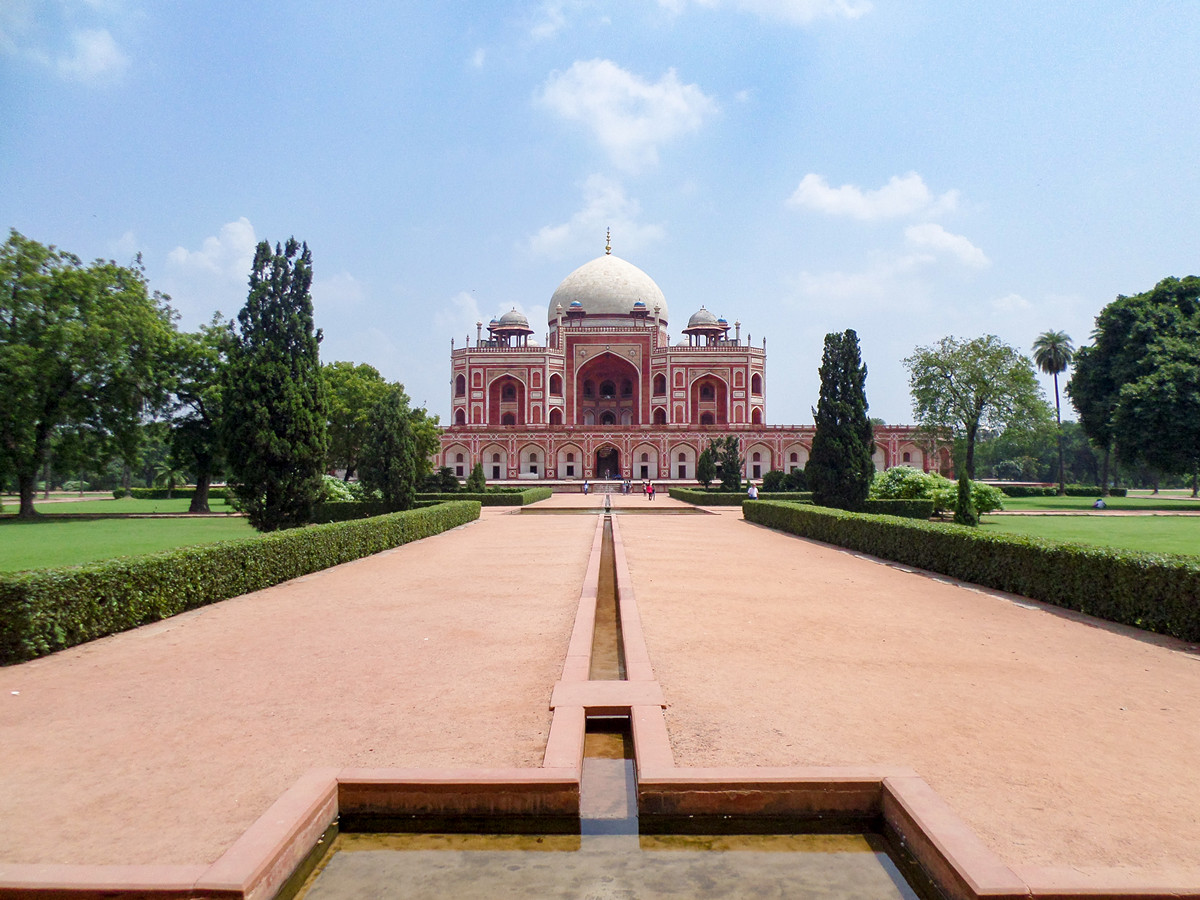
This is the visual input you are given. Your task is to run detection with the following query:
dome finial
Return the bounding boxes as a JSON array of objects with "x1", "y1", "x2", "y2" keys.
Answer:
[{"x1": 605, "y1": 227, "x2": 611, "y2": 255}]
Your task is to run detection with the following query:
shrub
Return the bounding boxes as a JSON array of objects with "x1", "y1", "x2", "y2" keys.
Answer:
[
  {"x1": 669, "y1": 488, "x2": 813, "y2": 506},
  {"x1": 743, "y1": 500, "x2": 1200, "y2": 642},
  {"x1": 862, "y1": 499, "x2": 935, "y2": 519},
  {"x1": 953, "y1": 474, "x2": 980, "y2": 527},
  {"x1": 321, "y1": 474, "x2": 357, "y2": 503},
  {"x1": 414, "y1": 487, "x2": 551, "y2": 506},
  {"x1": 997, "y1": 485, "x2": 1056, "y2": 497},
  {"x1": 465, "y1": 463, "x2": 486, "y2": 492},
  {"x1": 762, "y1": 469, "x2": 808, "y2": 492},
  {"x1": 872, "y1": 467, "x2": 1002, "y2": 516},
  {"x1": 0, "y1": 501, "x2": 482, "y2": 663}
]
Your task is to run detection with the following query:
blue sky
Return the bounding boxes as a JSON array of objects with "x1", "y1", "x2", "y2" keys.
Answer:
[{"x1": 3, "y1": 1, "x2": 1197, "y2": 426}]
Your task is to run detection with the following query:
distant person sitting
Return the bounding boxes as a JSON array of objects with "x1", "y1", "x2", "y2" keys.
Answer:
[{"x1": 1092, "y1": 497, "x2": 1106, "y2": 509}]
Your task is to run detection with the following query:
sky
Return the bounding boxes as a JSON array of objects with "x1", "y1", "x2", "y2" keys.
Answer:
[{"x1": 3, "y1": 1, "x2": 1198, "y2": 427}]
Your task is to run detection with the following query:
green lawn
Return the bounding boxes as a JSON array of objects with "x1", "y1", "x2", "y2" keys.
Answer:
[
  {"x1": 982, "y1": 514, "x2": 1200, "y2": 557},
  {"x1": 0, "y1": 517, "x2": 258, "y2": 572},
  {"x1": 1, "y1": 496, "x2": 237, "y2": 515},
  {"x1": 999, "y1": 495, "x2": 1200, "y2": 512}
]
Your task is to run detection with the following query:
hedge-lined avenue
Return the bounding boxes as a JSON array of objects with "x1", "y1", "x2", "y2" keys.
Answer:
[
  {"x1": 744, "y1": 500, "x2": 1200, "y2": 641},
  {"x1": 0, "y1": 501, "x2": 480, "y2": 664}
]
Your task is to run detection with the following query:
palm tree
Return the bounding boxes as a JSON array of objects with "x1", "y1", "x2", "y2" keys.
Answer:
[{"x1": 1032, "y1": 330, "x2": 1075, "y2": 495}]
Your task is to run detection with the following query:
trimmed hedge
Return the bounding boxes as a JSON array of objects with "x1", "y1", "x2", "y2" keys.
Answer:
[
  {"x1": 862, "y1": 498, "x2": 935, "y2": 519},
  {"x1": 0, "y1": 501, "x2": 481, "y2": 664},
  {"x1": 997, "y1": 484, "x2": 1128, "y2": 498},
  {"x1": 415, "y1": 488, "x2": 553, "y2": 506},
  {"x1": 311, "y1": 500, "x2": 442, "y2": 523},
  {"x1": 113, "y1": 487, "x2": 233, "y2": 501},
  {"x1": 743, "y1": 500, "x2": 1200, "y2": 642},
  {"x1": 670, "y1": 488, "x2": 814, "y2": 506}
]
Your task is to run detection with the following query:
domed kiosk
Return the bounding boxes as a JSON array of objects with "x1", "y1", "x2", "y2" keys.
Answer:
[{"x1": 440, "y1": 237, "x2": 945, "y2": 484}]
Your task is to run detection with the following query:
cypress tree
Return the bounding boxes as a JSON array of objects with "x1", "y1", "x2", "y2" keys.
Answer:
[
  {"x1": 359, "y1": 386, "x2": 419, "y2": 511},
  {"x1": 223, "y1": 238, "x2": 328, "y2": 531},
  {"x1": 807, "y1": 329, "x2": 875, "y2": 510}
]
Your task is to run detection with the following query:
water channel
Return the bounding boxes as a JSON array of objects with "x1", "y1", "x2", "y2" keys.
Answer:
[{"x1": 291, "y1": 513, "x2": 935, "y2": 899}]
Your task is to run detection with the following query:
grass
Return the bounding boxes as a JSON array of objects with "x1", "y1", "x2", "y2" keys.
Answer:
[
  {"x1": 999, "y1": 495, "x2": 1200, "y2": 512},
  {"x1": 982, "y1": 514, "x2": 1200, "y2": 557},
  {"x1": 0, "y1": 496, "x2": 237, "y2": 516},
  {"x1": 0, "y1": 517, "x2": 258, "y2": 572}
]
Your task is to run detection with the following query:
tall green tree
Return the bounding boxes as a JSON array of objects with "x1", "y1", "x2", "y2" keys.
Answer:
[
  {"x1": 0, "y1": 230, "x2": 175, "y2": 517},
  {"x1": 358, "y1": 386, "x2": 419, "y2": 511},
  {"x1": 324, "y1": 361, "x2": 391, "y2": 480},
  {"x1": 1032, "y1": 330, "x2": 1075, "y2": 495},
  {"x1": 169, "y1": 316, "x2": 230, "y2": 512},
  {"x1": 222, "y1": 238, "x2": 328, "y2": 531},
  {"x1": 905, "y1": 334, "x2": 1047, "y2": 480},
  {"x1": 708, "y1": 435, "x2": 743, "y2": 492},
  {"x1": 1068, "y1": 277, "x2": 1200, "y2": 488},
  {"x1": 696, "y1": 446, "x2": 716, "y2": 489},
  {"x1": 807, "y1": 329, "x2": 875, "y2": 510}
]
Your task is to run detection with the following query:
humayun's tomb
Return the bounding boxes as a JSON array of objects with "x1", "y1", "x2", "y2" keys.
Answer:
[{"x1": 437, "y1": 239, "x2": 949, "y2": 483}]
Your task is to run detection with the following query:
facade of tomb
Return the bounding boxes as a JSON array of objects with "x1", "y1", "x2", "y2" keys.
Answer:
[{"x1": 437, "y1": 242, "x2": 949, "y2": 483}]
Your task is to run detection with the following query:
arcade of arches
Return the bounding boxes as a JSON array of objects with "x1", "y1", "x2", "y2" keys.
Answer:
[{"x1": 439, "y1": 246, "x2": 944, "y2": 482}]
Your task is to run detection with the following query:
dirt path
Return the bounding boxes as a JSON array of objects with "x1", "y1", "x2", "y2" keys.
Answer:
[
  {"x1": 0, "y1": 509, "x2": 593, "y2": 865},
  {"x1": 619, "y1": 509, "x2": 1200, "y2": 875}
]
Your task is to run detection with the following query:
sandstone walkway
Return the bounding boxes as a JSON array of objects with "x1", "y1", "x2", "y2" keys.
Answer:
[{"x1": 2, "y1": 492, "x2": 1199, "y2": 881}]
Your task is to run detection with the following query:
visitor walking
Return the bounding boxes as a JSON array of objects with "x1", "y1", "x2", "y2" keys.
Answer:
[
  {"x1": 747, "y1": 482, "x2": 758, "y2": 500},
  {"x1": 648, "y1": 482, "x2": 655, "y2": 501},
  {"x1": 582, "y1": 480, "x2": 589, "y2": 495}
]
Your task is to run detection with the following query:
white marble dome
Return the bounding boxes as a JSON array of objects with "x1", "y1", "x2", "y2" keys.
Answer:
[{"x1": 548, "y1": 254, "x2": 668, "y2": 324}]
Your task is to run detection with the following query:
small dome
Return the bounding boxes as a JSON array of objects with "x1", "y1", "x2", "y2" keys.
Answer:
[
  {"x1": 570, "y1": 299, "x2": 583, "y2": 308},
  {"x1": 687, "y1": 306, "x2": 719, "y2": 328},
  {"x1": 549, "y1": 253, "x2": 668, "y2": 324},
  {"x1": 717, "y1": 316, "x2": 728, "y2": 326},
  {"x1": 633, "y1": 299, "x2": 647, "y2": 308},
  {"x1": 498, "y1": 308, "x2": 529, "y2": 327}
]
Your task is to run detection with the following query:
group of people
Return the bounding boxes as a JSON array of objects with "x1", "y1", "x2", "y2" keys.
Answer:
[{"x1": 582, "y1": 478, "x2": 656, "y2": 498}]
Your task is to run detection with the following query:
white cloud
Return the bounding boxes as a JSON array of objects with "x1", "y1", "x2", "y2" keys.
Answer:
[
  {"x1": 658, "y1": 0, "x2": 871, "y2": 24},
  {"x1": 531, "y1": 0, "x2": 569, "y2": 39},
  {"x1": 469, "y1": 47, "x2": 486, "y2": 68},
  {"x1": 788, "y1": 252, "x2": 933, "y2": 306},
  {"x1": 538, "y1": 59, "x2": 718, "y2": 172},
  {"x1": 312, "y1": 272, "x2": 367, "y2": 316},
  {"x1": 992, "y1": 293, "x2": 1032, "y2": 313},
  {"x1": 108, "y1": 229, "x2": 141, "y2": 261},
  {"x1": 527, "y1": 174, "x2": 666, "y2": 259},
  {"x1": 162, "y1": 218, "x2": 258, "y2": 323},
  {"x1": 55, "y1": 27, "x2": 127, "y2": 81},
  {"x1": 904, "y1": 223, "x2": 989, "y2": 268},
  {"x1": 788, "y1": 172, "x2": 959, "y2": 221}
]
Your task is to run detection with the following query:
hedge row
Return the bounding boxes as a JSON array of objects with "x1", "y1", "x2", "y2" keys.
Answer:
[
  {"x1": 997, "y1": 484, "x2": 1128, "y2": 498},
  {"x1": 113, "y1": 487, "x2": 232, "y2": 500},
  {"x1": 743, "y1": 500, "x2": 1200, "y2": 642},
  {"x1": 414, "y1": 488, "x2": 553, "y2": 506},
  {"x1": 862, "y1": 498, "x2": 935, "y2": 519},
  {"x1": 312, "y1": 500, "x2": 445, "y2": 523},
  {"x1": 0, "y1": 501, "x2": 482, "y2": 664},
  {"x1": 669, "y1": 488, "x2": 814, "y2": 506}
]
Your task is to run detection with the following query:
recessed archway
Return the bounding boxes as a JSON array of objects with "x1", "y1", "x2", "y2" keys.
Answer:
[
  {"x1": 594, "y1": 444, "x2": 621, "y2": 479},
  {"x1": 576, "y1": 352, "x2": 641, "y2": 426}
]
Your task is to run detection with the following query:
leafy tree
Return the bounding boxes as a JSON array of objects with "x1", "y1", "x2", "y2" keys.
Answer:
[
  {"x1": 359, "y1": 386, "x2": 419, "y2": 511},
  {"x1": 424, "y1": 465, "x2": 460, "y2": 492},
  {"x1": 905, "y1": 334, "x2": 1048, "y2": 480},
  {"x1": 222, "y1": 238, "x2": 328, "y2": 531},
  {"x1": 807, "y1": 329, "x2": 874, "y2": 510},
  {"x1": 0, "y1": 231, "x2": 175, "y2": 517},
  {"x1": 696, "y1": 446, "x2": 716, "y2": 489},
  {"x1": 168, "y1": 317, "x2": 229, "y2": 512},
  {"x1": 714, "y1": 435, "x2": 743, "y2": 491},
  {"x1": 466, "y1": 462, "x2": 486, "y2": 491},
  {"x1": 1032, "y1": 330, "x2": 1075, "y2": 495},
  {"x1": 1068, "y1": 277, "x2": 1200, "y2": 491},
  {"x1": 324, "y1": 361, "x2": 391, "y2": 480}
]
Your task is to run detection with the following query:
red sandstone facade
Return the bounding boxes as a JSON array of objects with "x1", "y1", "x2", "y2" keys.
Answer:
[{"x1": 438, "y1": 248, "x2": 949, "y2": 482}]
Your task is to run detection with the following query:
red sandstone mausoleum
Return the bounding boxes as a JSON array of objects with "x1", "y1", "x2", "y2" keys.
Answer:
[{"x1": 438, "y1": 241, "x2": 949, "y2": 483}]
